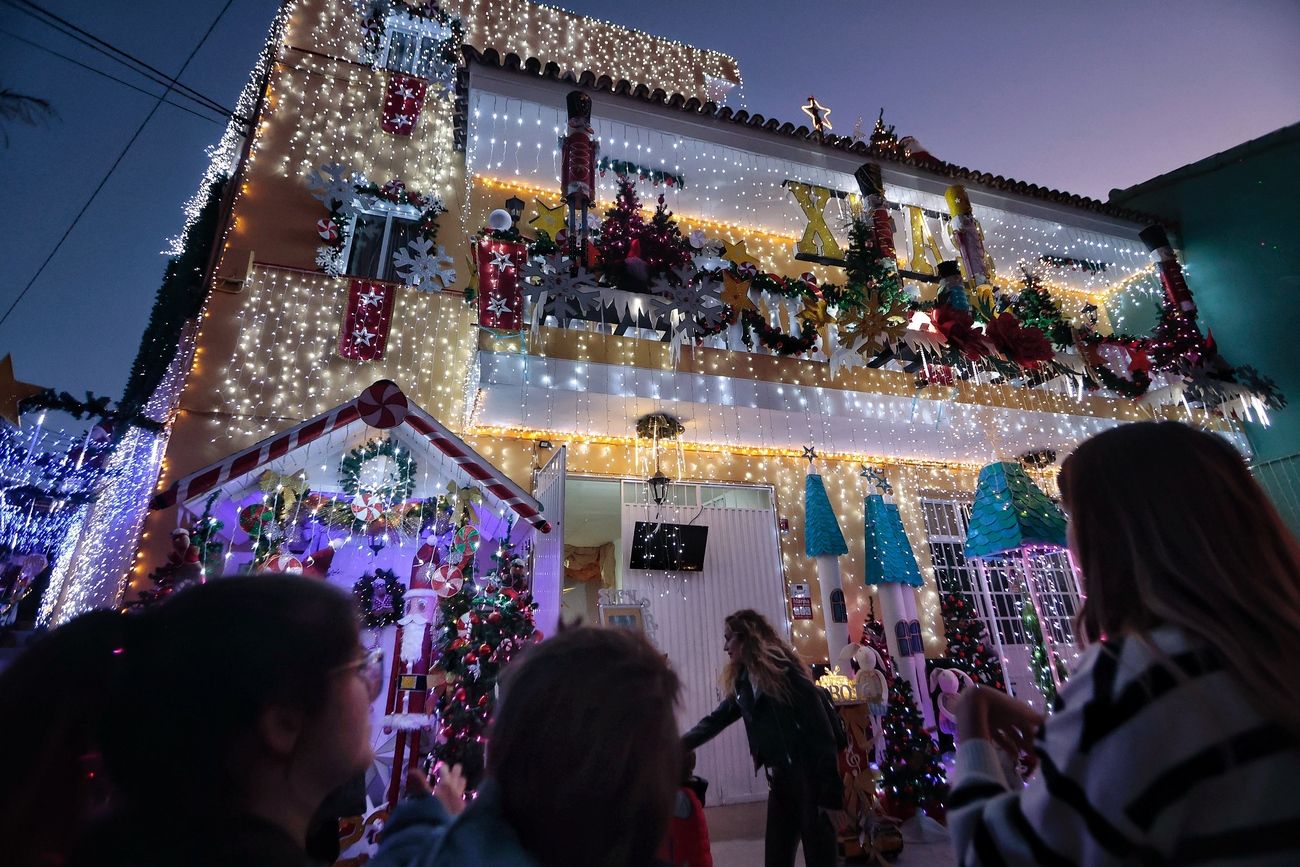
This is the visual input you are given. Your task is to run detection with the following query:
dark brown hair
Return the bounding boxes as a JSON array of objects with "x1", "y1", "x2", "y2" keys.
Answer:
[
  {"x1": 722, "y1": 608, "x2": 807, "y2": 704},
  {"x1": 0, "y1": 575, "x2": 361, "y2": 866},
  {"x1": 487, "y1": 625, "x2": 681, "y2": 867},
  {"x1": 1059, "y1": 421, "x2": 1300, "y2": 738}
]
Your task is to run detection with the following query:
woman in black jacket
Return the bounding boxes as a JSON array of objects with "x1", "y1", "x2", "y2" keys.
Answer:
[{"x1": 683, "y1": 609, "x2": 843, "y2": 867}]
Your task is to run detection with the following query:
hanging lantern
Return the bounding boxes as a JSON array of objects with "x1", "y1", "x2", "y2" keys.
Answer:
[{"x1": 634, "y1": 413, "x2": 684, "y2": 506}]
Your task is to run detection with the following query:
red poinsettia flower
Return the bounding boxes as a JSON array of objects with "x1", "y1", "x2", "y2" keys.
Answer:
[
  {"x1": 931, "y1": 306, "x2": 988, "y2": 360},
  {"x1": 983, "y1": 311, "x2": 1054, "y2": 367}
]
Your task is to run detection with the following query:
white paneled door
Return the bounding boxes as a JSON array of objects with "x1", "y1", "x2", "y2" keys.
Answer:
[
  {"x1": 620, "y1": 487, "x2": 788, "y2": 805},
  {"x1": 531, "y1": 447, "x2": 565, "y2": 640}
]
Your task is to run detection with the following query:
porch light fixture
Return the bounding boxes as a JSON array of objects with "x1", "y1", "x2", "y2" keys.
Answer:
[
  {"x1": 635, "y1": 412, "x2": 683, "y2": 507},
  {"x1": 505, "y1": 195, "x2": 526, "y2": 225},
  {"x1": 647, "y1": 467, "x2": 671, "y2": 506}
]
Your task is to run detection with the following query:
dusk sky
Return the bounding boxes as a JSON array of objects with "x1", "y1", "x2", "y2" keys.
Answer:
[{"x1": 1, "y1": 0, "x2": 1297, "y2": 404}]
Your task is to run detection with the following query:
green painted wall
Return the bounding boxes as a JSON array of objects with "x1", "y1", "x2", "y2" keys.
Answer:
[{"x1": 1110, "y1": 127, "x2": 1300, "y2": 463}]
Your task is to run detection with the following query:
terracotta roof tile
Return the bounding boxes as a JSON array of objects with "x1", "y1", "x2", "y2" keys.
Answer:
[{"x1": 457, "y1": 46, "x2": 1162, "y2": 223}]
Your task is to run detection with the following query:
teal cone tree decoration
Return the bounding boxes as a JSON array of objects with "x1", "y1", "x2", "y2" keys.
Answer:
[{"x1": 805, "y1": 473, "x2": 849, "y2": 557}]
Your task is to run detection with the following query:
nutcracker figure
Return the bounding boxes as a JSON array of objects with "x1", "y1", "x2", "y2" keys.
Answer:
[
  {"x1": 560, "y1": 90, "x2": 598, "y2": 256},
  {"x1": 853, "y1": 162, "x2": 897, "y2": 263},
  {"x1": 1139, "y1": 224, "x2": 1199, "y2": 323},
  {"x1": 945, "y1": 185, "x2": 996, "y2": 286}
]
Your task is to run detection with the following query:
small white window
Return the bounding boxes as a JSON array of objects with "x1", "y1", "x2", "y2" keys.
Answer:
[
  {"x1": 378, "y1": 12, "x2": 453, "y2": 81},
  {"x1": 920, "y1": 499, "x2": 1081, "y2": 648},
  {"x1": 343, "y1": 203, "x2": 420, "y2": 282}
]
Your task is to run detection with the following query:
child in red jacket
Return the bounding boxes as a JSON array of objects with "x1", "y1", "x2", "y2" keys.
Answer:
[{"x1": 657, "y1": 751, "x2": 713, "y2": 867}]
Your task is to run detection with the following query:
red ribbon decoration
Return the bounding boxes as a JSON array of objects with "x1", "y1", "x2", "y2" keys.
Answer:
[{"x1": 338, "y1": 280, "x2": 396, "y2": 361}]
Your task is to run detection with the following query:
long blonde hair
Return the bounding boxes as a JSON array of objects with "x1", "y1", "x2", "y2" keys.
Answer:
[
  {"x1": 722, "y1": 609, "x2": 809, "y2": 705},
  {"x1": 1059, "y1": 421, "x2": 1300, "y2": 740}
]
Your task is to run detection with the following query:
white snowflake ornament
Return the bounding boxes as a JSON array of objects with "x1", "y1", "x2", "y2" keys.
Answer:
[
  {"x1": 316, "y1": 245, "x2": 346, "y2": 278},
  {"x1": 307, "y1": 163, "x2": 357, "y2": 212},
  {"x1": 392, "y1": 237, "x2": 457, "y2": 290}
]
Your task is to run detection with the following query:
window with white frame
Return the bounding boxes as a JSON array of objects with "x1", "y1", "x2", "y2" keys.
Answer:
[
  {"x1": 378, "y1": 13, "x2": 453, "y2": 81},
  {"x1": 344, "y1": 205, "x2": 421, "y2": 282},
  {"x1": 921, "y1": 499, "x2": 1081, "y2": 648}
]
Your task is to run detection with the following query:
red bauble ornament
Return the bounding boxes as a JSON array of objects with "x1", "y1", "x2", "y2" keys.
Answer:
[
  {"x1": 478, "y1": 643, "x2": 493, "y2": 656},
  {"x1": 488, "y1": 611, "x2": 502, "y2": 624},
  {"x1": 470, "y1": 613, "x2": 481, "y2": 625},
  {"x1": 477, "y1": 695, "x2": 489, "y2": 707},
  {"x1": 465, "y1": 653, "x2": 478, "y2": 664}
]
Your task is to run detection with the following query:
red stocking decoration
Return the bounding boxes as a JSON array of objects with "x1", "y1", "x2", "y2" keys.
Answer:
[
  {"x1": 338, "y1": 280, "x2": 396, "y2": 361},
  {"x1": 382, "y1": 73, "x2": 428, "y2": 136},
  {"x1": 476, "y1": 238, "x2": 525, "y2": 332}
]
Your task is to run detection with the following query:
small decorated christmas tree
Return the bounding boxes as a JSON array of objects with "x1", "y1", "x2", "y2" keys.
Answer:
[
  {"x1": 842, "y1": 217, "x2": 907, "y2": 311},
  {"x1": 595, "y1": 177, "x2": 649, "y2": 290},
  {"x1": 863, "y1": 619, "x2": 947, "y2": 818},
  {"x1": 879, "y1": 660, "x2": 948, "y2": 819},
  {"x1": 428, "y1": 509, "x2": 537, "y2": 784},
  {"x1": 641, "y1": 193, "x2": 694, "y2": 281},
  {"x1": 1013, "y1": 268, "x2": 1072, "y2": 349},
  {"x1": 939, "y1": 590, "x2": 1006, "y2": 692}
]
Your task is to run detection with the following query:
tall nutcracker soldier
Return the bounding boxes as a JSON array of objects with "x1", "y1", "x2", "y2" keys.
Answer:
[
  {"x1": 853, "y1": 162, "x2": 898, "y2": 265},
  {"x1": 382, "y1": 551, "x2": 441, "y2": 806},
  {"x1": 560, "y1": 90, "x2": 598, "y2": 257}
]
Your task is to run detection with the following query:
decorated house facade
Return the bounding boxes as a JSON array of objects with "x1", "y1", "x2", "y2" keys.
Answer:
[{"x1": 42, "y1": 0, "x2": 1284, "y2": 811}]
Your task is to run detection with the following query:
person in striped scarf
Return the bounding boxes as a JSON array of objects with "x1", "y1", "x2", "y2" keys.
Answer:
[{"x1": 948, "y1": 421, "x2": 1300, "y2": 866}]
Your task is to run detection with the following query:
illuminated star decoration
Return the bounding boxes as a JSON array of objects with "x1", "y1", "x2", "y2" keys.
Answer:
[
  {"x1": 801, "y1": 95, "x2": 832, "y2": 134},
  {"x1": 486, "y1": 295, "x2": 511, "y2": 315},
  {"x1": 860, "y1": 465, "x2": 892, "y2": 495},
  {"x1": 0, "y1": 354, "x2": 47, "y2": 426},
  {"x1": 720, "y1": 238, "x2": 760, "y2": 271},
  {"x1": 352, "y1": 327, "x2": 375, "y2": 347},
  {"x1": 527, "y1": 197, "x2": 567, "y2": 239},
  {"x1": 359, "y1": 287, "x2": 384, "y2": 307},
  {"x1": 488, "y1": 250, "x2": 515, "y2": 270},
  {"x1": 720, "y1": 272, "x2": 756, "y2": 313},
  {"x1": 802, "y1": 445, "x2": 817, "y2": 465}
]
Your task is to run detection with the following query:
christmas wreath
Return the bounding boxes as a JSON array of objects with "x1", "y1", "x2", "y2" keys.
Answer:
[
  {"x1": 339, "y1": 438, "x2": 418, "y2": 504},
  {"x1": 354, "y1": 568, "x2": 406, "y2": 628}
]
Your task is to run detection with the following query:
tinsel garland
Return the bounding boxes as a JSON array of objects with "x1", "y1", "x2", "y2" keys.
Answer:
[{"x1": 740, "y1": 309, "x2": 819, "y2": 356}]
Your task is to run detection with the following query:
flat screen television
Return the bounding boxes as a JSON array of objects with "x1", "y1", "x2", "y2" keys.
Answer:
[{"x1": 628, "y1": 521, "x2": 709, "y2": 572}]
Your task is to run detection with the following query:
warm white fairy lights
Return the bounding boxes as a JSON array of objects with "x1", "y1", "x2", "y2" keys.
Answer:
[{"x1": 136, "y1": 0, "x2": 1255, "y2": 667}]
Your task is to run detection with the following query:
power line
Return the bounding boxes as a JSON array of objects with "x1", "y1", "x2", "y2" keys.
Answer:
[
  {"x1": 0, "y1": 27, "x2": 228, "y2": 126},
  {"x1": 1, "y1": 0, "x2": 243, "y2": 123},
  {"x1": 0, "y1": 0, "x2": 239, "y2": 329}
]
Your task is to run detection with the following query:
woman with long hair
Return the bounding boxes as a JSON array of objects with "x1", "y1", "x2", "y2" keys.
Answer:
[
  {"x1": 949, "y1": 421, "x2": 1300, "y2": 865},
  {"x1": 683, "y1": 609, "x2": 843, "y2": 867},
  {"x1": 372, "y1": 625, "x2": 683, "y2": 867},
  {"x1": 0, "y1": 575, "x2": 378, "y2": 867}
]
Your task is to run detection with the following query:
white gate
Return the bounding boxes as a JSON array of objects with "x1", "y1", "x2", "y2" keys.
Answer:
[
  {"x1": 619, "y1": 483, "x2": 788, "y2": 805},
  {"x1": 531, "y1": 447, "x2": 566, "y2": 639}
]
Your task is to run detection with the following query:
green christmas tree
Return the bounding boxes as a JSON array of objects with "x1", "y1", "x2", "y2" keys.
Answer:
[
  {"x1": 841, "y1": 217, "x2": 908, "y2": 311},
  {"x1": 1012, "y1": 268, "x2": 1072, "y2": 349},
  {"x1": 879, "y1": 664, "x2": 948, "y2": 817},
  {"x1": 863, "y1": 619, "x2": 947, "y2": 817},
  {"x1": 428, "y1": 507, "x2": 537, "y2": 785},
  {"x1": 938, "y1": 589, "x2": 1006, "y2": 691},
  {"x1": 1018, "y1": 594, "x2": 1067, "y2": 706}
]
